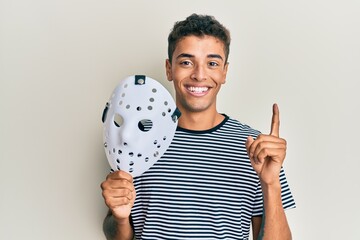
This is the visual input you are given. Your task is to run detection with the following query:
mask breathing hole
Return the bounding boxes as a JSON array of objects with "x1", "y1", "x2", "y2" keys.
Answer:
[
  {"x1": 114, "y1": 113, "x2": 124, "y2": 127},
  {"x1": 138, "y1": 119, "x2": 153, "y2": 132}
]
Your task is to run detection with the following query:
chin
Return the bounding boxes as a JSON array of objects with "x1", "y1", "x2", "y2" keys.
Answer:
[{"x1": 184, "y1": 103, "x2": 213, "y2": 113}]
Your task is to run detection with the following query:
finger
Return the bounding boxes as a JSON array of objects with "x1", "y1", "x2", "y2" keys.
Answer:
[
  {"x1": 245, "y1": 136, "x2": 255, "y2": 154},
  {"x1": 103, "y1": 189, "x2": 134, "y2": 200},
  {"x1": 270, "y1": 103, "x2": 280, "y2": 137},
  {"x1": 247, "y1": 134, "x2": 283, "y2": 155},
  {"x1": 111, "y1": 180, "x2": 135, "y2": 191},
  {"x1": 107, "y1": 170, "x2": 133, "y2": 182},
  {"x1": 105, "y1": 196, "x2": 133, "y2": 209},
  {"x1": 102, "y1": 178, "x2": 135, "y2": 191},
  {"x1": 256, "y1": 148, "x2": 286, "y2": 165},
  {"x1": 245, "y1": 136, "x2": 255, "y2": 159},
  {"x1": 253, "y1": 141, "x2": 286, "y2": 163},
  {"x1": 101, "y1": 176, "x2": 135, "y2": 193},
  {"x1": 247, "y1": 135, "x2": 285, "y2": 162}
]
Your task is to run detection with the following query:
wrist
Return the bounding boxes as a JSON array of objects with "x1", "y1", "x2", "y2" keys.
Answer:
[
  {"x1": 112, "y1": 215, "x2": 130, "y2": 226},
  {"x1": 260, "y1": 177, "x2": 280, "y2": 188},
  {"x1": 261, "y1": 180, "x2": 281, "y2": 196}
]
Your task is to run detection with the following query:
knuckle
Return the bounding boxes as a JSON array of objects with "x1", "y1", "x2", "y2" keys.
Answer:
[
  {"x1": 257, "y1": 134, "x2": 264, "y2": 140},
  {"x1": 258, "y1": 142, "x2": 265, "y2": 149},
  {"x1": 100, "y1": 181, "x2": 107, "y2": 190},
  {"x1": 106, "y1": 172, "x2": 114, "y2": 180},
  {"x1": 260, "y1": 148, "x2": 269, "y2": 158},
  {"x1": 263, "y1": 148, "x2": 269, "y2": 155},
  {"x1": 105, "y1": 199, "x2": 113, "y2": 208},
  {"x1": 102, "y1": 189, "x2": 110, "y2": 199},
  {"x1": 121, "y1": 189, "x2": 129, "y2": 196}
]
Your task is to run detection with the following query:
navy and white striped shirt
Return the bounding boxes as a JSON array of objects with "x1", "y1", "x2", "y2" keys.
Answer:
[{"x1": 132, "y1": 115, "x2": 295, "y2": 239}]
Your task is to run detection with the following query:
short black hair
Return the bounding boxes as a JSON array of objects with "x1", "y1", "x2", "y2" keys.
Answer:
[{"x1": 168, "y1": 14, "x2": 231, "y2": 63}]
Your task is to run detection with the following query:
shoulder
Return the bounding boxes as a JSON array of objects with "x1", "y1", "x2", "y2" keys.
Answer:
[{"x1": 222, "y1": 115, "x2": 261, "y2": 138}]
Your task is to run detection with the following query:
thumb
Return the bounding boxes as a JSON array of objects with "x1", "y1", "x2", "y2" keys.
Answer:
[{"x1": 245, "y1": 136, "x2": 254, "y2": 153}]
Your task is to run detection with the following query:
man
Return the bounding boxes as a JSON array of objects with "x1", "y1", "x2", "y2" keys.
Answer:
[{"x1": 101, "y1": 14, "x2": 295, "y2": 240}]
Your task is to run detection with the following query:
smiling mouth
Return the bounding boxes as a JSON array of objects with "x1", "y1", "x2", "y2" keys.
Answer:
[{"x1": 187, "y1": 86, "x2": 209, "y2": 93}]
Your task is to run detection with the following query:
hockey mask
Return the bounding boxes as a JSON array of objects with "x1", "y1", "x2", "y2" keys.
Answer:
[{"x1": 102, "y1": 75, "x2": 181, "y2": 177}]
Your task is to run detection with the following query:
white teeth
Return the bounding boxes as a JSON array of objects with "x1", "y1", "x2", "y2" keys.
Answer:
[{"x1": 188, "y1": 86, "x2": 209, "y2": 93}]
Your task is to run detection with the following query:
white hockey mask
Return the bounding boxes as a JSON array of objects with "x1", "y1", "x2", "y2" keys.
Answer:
[{"x1": 102, "y1": 75, "x2": 181, "y2": 177}]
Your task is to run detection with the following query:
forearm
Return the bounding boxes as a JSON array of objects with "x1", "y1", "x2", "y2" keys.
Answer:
[
  {"x1": 260, "y1": 181, "x2": 291, "y2": 240},
  {"x1": 103, "y1": 212, "x2": 134, "y2": 240}
]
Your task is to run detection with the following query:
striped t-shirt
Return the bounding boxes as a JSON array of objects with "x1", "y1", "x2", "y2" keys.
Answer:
[{"x1": 131, "y1": 115, "x2": 295, "y2": 239}]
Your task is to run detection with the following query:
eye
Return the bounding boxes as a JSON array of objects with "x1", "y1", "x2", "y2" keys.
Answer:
[
  {"x1": 180, "y1": 60, "x2": 192, "y2": 66},
  {"x1": 209, "y1": 61, "x2": 219, "y2": 67}
]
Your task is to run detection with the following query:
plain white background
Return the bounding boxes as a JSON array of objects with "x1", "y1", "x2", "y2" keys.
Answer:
[{"x1": 1, "y1": 0, "x2": 359, "y2": 239}]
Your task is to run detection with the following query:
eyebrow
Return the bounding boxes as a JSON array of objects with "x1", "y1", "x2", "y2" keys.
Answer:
[
  {"x1": 176, "y1": 53, "x2": 194, "y2": 59},
  {"x1": 207, "y1": 54, "x2": 223, "y2": 61},
  {"x1": 176, "y1": 53, "x2": 224, "y2": 61}
]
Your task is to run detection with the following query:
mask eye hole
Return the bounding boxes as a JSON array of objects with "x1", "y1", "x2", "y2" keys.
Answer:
[
  {"x1": 114, "y1": 113, "x2": 124, "y2": 127},
  {"x1": 138, "y1": 119, "x2": 153, "y2": 132}
]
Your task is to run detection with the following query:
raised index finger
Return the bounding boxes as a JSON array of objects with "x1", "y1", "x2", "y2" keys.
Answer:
[{"x1": 270, "y1": 103, "x2": 280, "y2": 137}]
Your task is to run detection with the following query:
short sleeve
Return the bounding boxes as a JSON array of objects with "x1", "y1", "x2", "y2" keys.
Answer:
[{"x1": 252, "y1": 167, "x2": 296, "y2": 217}]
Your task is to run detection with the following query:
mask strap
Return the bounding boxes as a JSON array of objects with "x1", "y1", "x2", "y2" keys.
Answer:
[
  {"x1": 171, "y1": 108, "x2": 181, "y2": 123},
  {"x1": 135, "y1": 75, "x2": 146, "y2": 85},
  {"x1": 102, "y1": 102, "x2": 109, "y2": 123}
]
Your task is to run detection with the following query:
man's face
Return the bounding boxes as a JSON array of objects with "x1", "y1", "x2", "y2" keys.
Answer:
[{"x1": 166, "y1": 35, "x2": 228, "y2": 114}]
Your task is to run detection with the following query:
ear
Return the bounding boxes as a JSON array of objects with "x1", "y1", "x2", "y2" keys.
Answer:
[
  {"x1": 165, "y1": 59, "x2": 173, "y2": 81},
  {"x1": 222, "y1": 62, "x2": 229, "y2": 84}
]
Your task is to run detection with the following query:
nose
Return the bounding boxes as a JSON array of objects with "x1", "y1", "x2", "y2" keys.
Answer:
[{"x1": 191, "y1": 65, "x2": 207, "y2": 81}]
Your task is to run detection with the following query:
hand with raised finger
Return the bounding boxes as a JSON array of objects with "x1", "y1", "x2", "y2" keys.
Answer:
[
  {"x1": 101, "y1": 170, "x2": 136, "y2": 222},
  {"x1": 245, "y1": 104, "x2": 287, "y2": 185}
]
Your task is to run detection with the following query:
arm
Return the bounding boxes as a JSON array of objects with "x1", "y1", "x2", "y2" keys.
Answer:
[
  {"x1": 251, "y1": 183, "x2": 291, "y2": 240},
  {"x1": 103, "y1": 210, "x2": 134, "y2": 240},
  {"x1": 260, "y1": 181, "x2": 291, "y2": 240},
  {"x1": 101, "y1": 170, "x2": 136, "y2": 240},
  {"x1": 252, "y1": 216, "x2": 262, "y2": 240},
  {"x1": 247, "y1": 104, "x2": 292, "y2": 240}
]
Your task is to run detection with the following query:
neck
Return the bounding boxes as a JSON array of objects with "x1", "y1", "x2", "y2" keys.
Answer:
[{"x1": 177, "y1": 110, "x2": 225, "y2": 131}]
